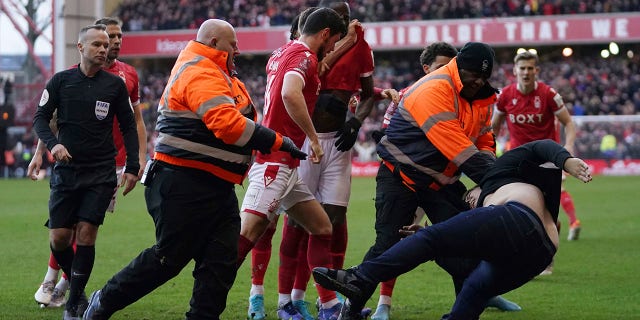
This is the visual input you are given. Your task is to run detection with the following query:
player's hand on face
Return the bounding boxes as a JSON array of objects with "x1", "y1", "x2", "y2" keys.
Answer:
[
  {"x1": 309, "y1": 140, "x2": 324, "y2": 164},
  {"x1": 51, "y1": 144, "x2": 72, "y2": 163},
  {"x1": 27, "y1": 155, "x2": 43, "y2": 181},
  {"x1": 121, "y1": 172, "x2": 139, "y2": 196}
]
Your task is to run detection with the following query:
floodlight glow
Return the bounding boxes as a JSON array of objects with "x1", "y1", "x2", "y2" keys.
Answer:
[
  {"x1": 601, "y1": 49, "x2": 610, "y2": 58},
  {"x1": 517, "y1": 48, "x2": 527, "y2": 54},
  {"x1": 609, "y1": 42, "x2": 619, "y2": 55},
  {"x1": 627, "y1": 50, "x2": 634, "y2": 58},
  {"x1": 528, "y1": 49, "x2": 538, "y2": 55},
  {"x1": 562, "y1": 47, "x2": 573, "y2": 57}
]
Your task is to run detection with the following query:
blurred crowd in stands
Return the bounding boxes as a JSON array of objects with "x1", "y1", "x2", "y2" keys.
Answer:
[{"x1": 113, "y1": 0, "x2": 640, "y2": 31}]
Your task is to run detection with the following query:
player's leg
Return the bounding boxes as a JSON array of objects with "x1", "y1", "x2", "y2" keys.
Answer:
[
  {"x1": 285, "y1": 195, "x2": 339, "y2": 320},
  {"x1": 279, "y1": 216, "x2": 312, "y2": 319},
  {"x1": 247, "y1": 218, "x2": 278, "y2": 320},
  {"x1": 34, "y1": 253, "x2": 60, "y2": 306},
  {"x1": 560, "y1": 178, "x2": 581, "y2": 240},
  {"x1": 238, "y1": 163, "x2": 293, "y2": 268}
]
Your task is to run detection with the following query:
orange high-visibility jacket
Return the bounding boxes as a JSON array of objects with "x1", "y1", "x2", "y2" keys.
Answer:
[
  {"x1": 154, "y1": 41, "x2": 264, "y2": 184},
  {"x1": 378, "y1": 57, "x2": 496, "y2": 188}
]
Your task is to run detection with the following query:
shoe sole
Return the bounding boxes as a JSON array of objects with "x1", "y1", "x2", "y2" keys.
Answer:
[{"x1": 312, "y1": 270, "x2": 365, "y2": 303}]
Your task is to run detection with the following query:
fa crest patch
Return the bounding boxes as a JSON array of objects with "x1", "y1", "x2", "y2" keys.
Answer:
[{"x1": 95, "y1": 101, "x2": 110, "y2": 120}]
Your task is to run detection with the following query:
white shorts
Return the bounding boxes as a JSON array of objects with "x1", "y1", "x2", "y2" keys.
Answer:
[
  {"x1": 241, "y1": 162, "x2": 315, "y2": 221},
  {"x1": 106, "y1": 166, "x2": 124, "y2": 213},
  {"x1": 299, "y1": 132, "x2": 352, "y2": 207}
]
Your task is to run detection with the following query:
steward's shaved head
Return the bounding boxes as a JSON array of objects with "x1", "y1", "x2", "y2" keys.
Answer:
[{"x1": 197, "y1": 19, "x2": 233, "y2": 43}]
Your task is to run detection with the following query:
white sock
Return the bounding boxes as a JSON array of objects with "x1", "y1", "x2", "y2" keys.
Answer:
[
  {"x1": 291, "y1": 289, "x2": 306, "y2": 301},
  {"x1": 55, "y1": 277, "x2": 69, "y2": 292},
  {"x1": 44, "y1": 267, "x2": 59, "y2": 283},
  {"x1": 250, "y1": 284, "x2": 264, "y2": 296},
  {"x1": 378, "y1": 295, "x2": 392, "y2": 306},
  {"x1": 278, "y1": 293, "x2": 292, "y2": 307}
]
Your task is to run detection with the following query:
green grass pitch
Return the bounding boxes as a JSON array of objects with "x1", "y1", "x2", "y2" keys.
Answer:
[{"x1": 1, "y1": 175, "x2": 639, "y2": 319}]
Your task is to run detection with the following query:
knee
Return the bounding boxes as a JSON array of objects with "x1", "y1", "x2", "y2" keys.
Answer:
[
  {"x1": 240, "y1": 212, "x2": 270, "y2": 243},
  {"x1": 307, "y1": 220, "x2": 332, "y2": 236},
  {"x1": 49, "y1": 230, "x2": 73, "y2": 250}
]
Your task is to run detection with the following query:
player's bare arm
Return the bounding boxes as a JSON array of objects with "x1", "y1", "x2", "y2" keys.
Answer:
[
  {"x1": 556, "y1": 108, "x2": 577, "y2": 155},
  {"x1": 281, "y1": 73, "x2": 323, "y2": 162},
  {"x1": 491, "y1": 112, "x2": 506, "y2": 137}
]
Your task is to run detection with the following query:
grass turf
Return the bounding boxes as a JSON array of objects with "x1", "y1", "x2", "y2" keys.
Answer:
[{"x1": 1, "y1": 175, "x2": 638, "y2": 319}]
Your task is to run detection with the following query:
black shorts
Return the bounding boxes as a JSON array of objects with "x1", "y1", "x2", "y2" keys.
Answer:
[{"x1": 48, "y1": 164, "x2": 117, "y2": 229}]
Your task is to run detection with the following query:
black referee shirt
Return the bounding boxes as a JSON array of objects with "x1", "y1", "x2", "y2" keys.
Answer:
[{"x1": 33, "y1": 65, "x2": 140, "y2": 174}]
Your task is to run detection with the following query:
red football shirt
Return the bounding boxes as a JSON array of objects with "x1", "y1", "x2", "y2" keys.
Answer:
[
  {"x1": 104, "y1": 60, "x2": 140, "y2": 166},
  {"x1": 257, "y1": 41, "x2": 320, "y2": 167},
  {"x1": 321, "y1": 26, "x2": 374, "y2": 92},
  {"x1": 495, "y1": 81, "x2": 565, "y2": 148}
]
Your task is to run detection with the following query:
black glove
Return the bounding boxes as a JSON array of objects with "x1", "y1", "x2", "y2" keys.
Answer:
[
  {"x1": 334, "y1": 118, "x2": 361, "y2": 152},
  {"x1": 280, "y1": 136, "x2": 307, "y2": 160},
  {"x1": 371, "y1": 129, "x2": 386, "y2": 144}
]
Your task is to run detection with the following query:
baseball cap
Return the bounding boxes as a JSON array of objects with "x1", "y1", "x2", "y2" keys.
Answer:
[{"x1": 456, "y1": 42, "x2": 495, "y2": 79}]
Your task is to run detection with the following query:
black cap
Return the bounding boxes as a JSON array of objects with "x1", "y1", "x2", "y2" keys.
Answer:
[{"x1": 456, "y1": 42, "x2": 495, "y2": 79}]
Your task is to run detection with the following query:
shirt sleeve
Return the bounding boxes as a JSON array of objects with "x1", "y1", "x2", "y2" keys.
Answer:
[{"x1": 33, "y1": 75, "x2": 60, "y2": 151}]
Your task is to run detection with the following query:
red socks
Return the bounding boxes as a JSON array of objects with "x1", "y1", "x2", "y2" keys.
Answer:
[
  {"x1": 380, "y1": 278, "x2": 397, "y2": 297},
  {"x1": 560, "y1": 190, "x2": 578, "y2": 225},
  {"x1": 279, "y1": 218, "x2": 306, "y2": 294},
  {"x1": 251, "y1": 226, "x2": 276, "y2": 286},
  {"x1": 308, "y1": 234, "x2": 336, "y2": 303},
  {"x1": 237, "y1": 235, "x2": 255, "y2": 268}
]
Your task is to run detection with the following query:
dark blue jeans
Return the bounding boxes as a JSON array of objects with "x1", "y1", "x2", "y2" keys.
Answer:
[
  {"x1": 357, "y1": 201, "x2": 556, "y2": 320},
  {"x1": 364, "y1": 164, "x2": 476, "y2": 293}
]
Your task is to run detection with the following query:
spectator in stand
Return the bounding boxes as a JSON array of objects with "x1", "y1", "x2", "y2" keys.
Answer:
[{"x1": 111, "y1": 0, "x2": 640, "y2": 30}]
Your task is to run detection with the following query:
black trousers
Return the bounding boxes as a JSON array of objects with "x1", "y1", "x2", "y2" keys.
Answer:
[
  {"x1": 100, "y1": 163, "x2": 240, "y2": 320},
  {"x1": 363, "y1": 164, "x2": 477, "y2": 294}
]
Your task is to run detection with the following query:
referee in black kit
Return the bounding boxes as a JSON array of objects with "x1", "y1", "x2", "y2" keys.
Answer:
[{"x1": 32, "y1": 24, "x2": 139, "y2": 320}]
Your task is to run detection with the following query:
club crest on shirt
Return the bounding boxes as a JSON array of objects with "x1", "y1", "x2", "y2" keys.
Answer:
[
  {"x1": 118, "y1": 70, "x2": 126, "y2": 83},
  {"x1": 534, "y1": 96, "x2": 541, "y2": 109},
  {"x1": 512, "y1": 98, "x2": 517, "y2": 106},
  {"x1": 95, "y1": 100, "x2": 110, "y2": 120}
]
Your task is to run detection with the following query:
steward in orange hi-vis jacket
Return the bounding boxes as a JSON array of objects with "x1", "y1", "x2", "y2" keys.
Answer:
[
  {"x1": 153, "y1": 40, "x2": 305, "y2": 184},
  {"x1": 353, "y1": 43, "x2": 521, "y2": 316},
  {"x1": 83, "y1": 20, "x2": 306, "y2": 320}
]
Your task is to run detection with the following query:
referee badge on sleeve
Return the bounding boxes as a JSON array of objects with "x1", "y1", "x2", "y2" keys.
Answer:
[{"x1": 95, "y1": 100, "x2": 110, "y2": 120}]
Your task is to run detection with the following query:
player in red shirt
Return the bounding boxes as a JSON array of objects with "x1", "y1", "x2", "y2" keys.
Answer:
[
  {"x1": 492, "y1": 50, "x2": 580, "y2": 274},
  {"x1": 270, "y1": 2, "x2": 378, "y2": 319},
  {"x1": 236, "y1": 8, "x2": 347, "y2": 320},
  {"x1": 29, "y1": 17, "x2": 147, "y2": 309}
]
